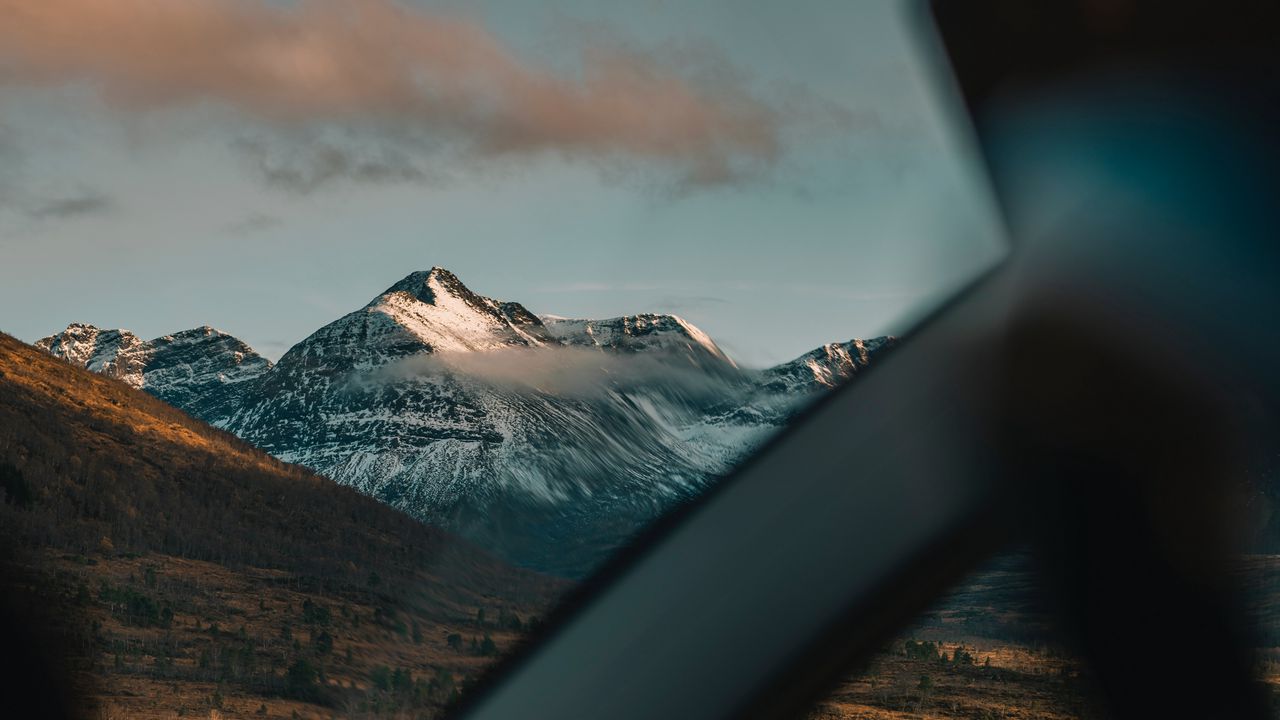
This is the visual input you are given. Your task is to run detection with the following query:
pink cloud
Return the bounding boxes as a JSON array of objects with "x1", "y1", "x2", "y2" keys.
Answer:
[{"x1": 0, "y1": 0, "x2": 781, "y2": 185}]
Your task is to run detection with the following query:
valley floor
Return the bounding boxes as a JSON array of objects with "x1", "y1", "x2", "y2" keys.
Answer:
[
  {"x1": 811, "y1": 648, "x2": 1094, "y2": 720},
  {"x1": 13, "y1": 550, "x2": 539, "y2": 720},
  {"x1": 807, "y1": 553, "x2": 1280, "y2": 720},
  {"x1": 17, "y1": 550, "x2": 1280, "y2": 719}
]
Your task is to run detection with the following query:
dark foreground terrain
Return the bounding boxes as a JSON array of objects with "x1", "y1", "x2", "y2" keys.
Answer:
[
  {"x1": 808, "y1": 555, "x2": 1280, "y2": 719},
  {"x1": 0, "y1": 331, "x2": 565, "y2": 718},
  {"x1": 809, "y1": 555, "x2": 1108, "y2": 720},
  {"x1": 5, "y1": 330, "x2": 1280, "y2": 719}
]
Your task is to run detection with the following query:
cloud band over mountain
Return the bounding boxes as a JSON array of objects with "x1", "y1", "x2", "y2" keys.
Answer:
[{"x1": 0, "y1": 0, "x2": 782, "y2": 187}]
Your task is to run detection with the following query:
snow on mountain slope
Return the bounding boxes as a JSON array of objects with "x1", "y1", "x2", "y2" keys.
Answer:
[
  {"x1": 759, "y1": 337, "x2": 894, "y2": 395},
  {"x1": 35, "y1": 323, "x2": 151, "y2": 387},
  {"x1": 375, "y1": 268, "x2": 553, "y2": 352},
  {"x1": 37, "y1": 323, "x2": 270, "y2": 424},
  {"x1": 219, "y1": 269, "x2": 756, "y2": 573},
  {"x1": 40, "y1": 268, "x2": 892, "y2": 576},
  {"x1": 542, "y1": 314, "x2": 735, "y2": 370}
]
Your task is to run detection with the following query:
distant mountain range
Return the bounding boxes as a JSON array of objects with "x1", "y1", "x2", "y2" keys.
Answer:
[{"x1": 38, "y1": 268, "x2": 892, "y2": 576}]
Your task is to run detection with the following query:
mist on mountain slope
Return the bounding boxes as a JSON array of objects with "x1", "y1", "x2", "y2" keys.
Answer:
[{"x1": 365, "y1": 345, "x2": 754, "y2": 403}]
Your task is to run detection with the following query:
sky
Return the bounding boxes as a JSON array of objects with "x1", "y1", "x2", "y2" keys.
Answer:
[{"x1": 0, "y1": 0, "x2": 1005, "y2": 367}]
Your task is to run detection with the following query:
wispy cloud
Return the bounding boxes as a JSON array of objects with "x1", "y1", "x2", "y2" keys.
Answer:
[
  {"x1": 24, "y1": 189, "x2": 114, "y2": 220},
  {"x1": 653, "y1": 294, "x2": 729, "y2": 312},
  {"x1": 0, "y1": 0, "x2": 784, "y2": 190},
  {"x1": 221, "y1": 211, "x2": 281, "y2": 236},
  {"x1": 0, "y1": 132, "x2": 115, "y2": 222},
  {"x1": 0, "y1": 123, "x2": 114, "y2": 222},
  {"x1": 253, "y1": 339, "x2": 295, "y2": 362},
  {"x1": 231, "y1": 135, "x2": 436, "y2": 194},
  {"x1": 0, "y1": 123, "x2": 23, "y2": 212},
  {"x1": 367, "y1": 346, "x2": 747, "y2": 401}
]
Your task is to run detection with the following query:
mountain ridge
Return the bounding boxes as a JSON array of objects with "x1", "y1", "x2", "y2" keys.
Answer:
[
  {"x1": 38, "y1": 268, "x2": 894, "y2": 576},
  {"x1": 38, "y1": 267, "x2": 869, "y2": 383},
  {"x1": 36, "y1": 322, "x2": 272, "y2": 426}
]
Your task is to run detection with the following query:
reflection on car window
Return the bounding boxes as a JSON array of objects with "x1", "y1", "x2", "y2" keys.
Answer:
[
  {"x1": 807, "y1": 553, "x2": 1110, "y2": 720},
  {"x1": 0, "y1": 1, "x2": 1007, "y2": 717}
]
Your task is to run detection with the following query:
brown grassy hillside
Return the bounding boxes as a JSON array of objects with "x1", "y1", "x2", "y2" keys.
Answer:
[{"x1": 0, "y1": 331, "x2": 567, "y2": 718}]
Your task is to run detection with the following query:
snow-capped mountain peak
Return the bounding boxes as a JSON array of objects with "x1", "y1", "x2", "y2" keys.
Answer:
[
  {"x1": 270, "y1": 268, "x2": 554, "y2": 373},
  {"x1": 39, "y1": 269, "x2": 892, "y2": 576},
  {"x1": 366, "y1": 267, "x2": 552, "y2": 353},
  {"x1": 36, "y1": 323, "x2": 151, "y2": 387}
]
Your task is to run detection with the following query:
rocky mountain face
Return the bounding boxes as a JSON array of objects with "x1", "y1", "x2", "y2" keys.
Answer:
[
  {"x1": 36, "y1": 323, "x2": 270, "y2": 426},
  {"x1": 39, "y1": 268, "x2": 892, "y2": 576},
  {"x1": 760, "y1": 337, "x2": 895, "y2": 394}
]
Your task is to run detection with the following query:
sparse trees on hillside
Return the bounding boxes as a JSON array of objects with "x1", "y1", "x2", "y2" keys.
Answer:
[
  {"x1": 313, "y1": 630, "x2": 334, "y2": 656},
  {"x1": 1, "y1": 463, "x2": 32, "y2": 507},
  {"x1": 916, "y1": 674, "x2": 934, "y2": 711},
  {"x1": 286, "y1": 658, "x2": 320, "y2": 701},
  {"x1": 301, "y1": 599, "x2": 331, "y2": 626},
  {"x1": 498, "y1": 607, "x2": 523, "y2": 631},
  {"x1": 0, "y1": 334, "x2": 564, "y2": 718},
  {"x1": 903, "y1": 639, "x2": 942, "y2": 662}
]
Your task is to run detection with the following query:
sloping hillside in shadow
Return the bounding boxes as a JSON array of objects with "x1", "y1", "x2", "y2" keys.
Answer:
[{"x1": 0, "y1": 331, "x2": 566, "y2": 718}]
